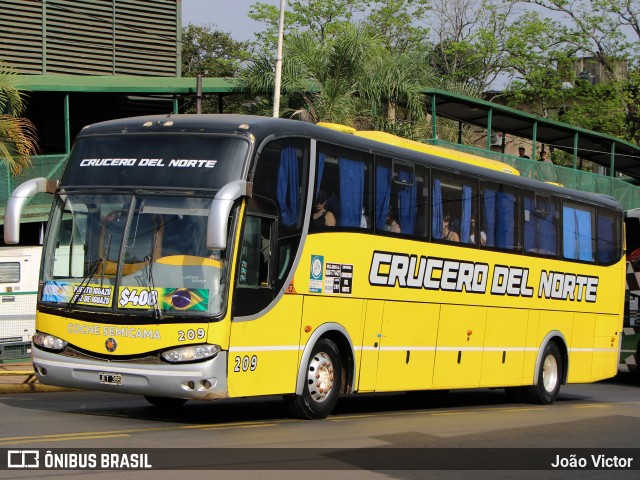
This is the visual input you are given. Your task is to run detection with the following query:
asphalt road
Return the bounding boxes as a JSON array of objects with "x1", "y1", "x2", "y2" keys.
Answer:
[{"x1": 0, "y1": 375, "x2": 638, "y2": 480}]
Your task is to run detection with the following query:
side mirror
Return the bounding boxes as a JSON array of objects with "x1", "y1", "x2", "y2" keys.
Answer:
[
  {"x1": 4, "y1": 178, "x2": 59, "y2": 244},
  {"x1": 206, "y1": 180, "x2": 252, "y2": 250}
]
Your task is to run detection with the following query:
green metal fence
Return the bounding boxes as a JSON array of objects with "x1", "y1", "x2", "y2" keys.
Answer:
[
  {"x1": 431, "y1": 140, "x2": 640, "y2": 211},
  {"x1": 0, "y1": 154, "x2": 67, "y2": 224}
]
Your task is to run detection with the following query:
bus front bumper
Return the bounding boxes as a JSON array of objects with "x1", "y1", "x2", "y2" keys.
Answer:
[{"x1": 32, "y1": 347, "x2": 229, "y2": 400}]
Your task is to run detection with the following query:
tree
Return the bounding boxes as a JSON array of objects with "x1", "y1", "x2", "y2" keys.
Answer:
[
  {"x1": 181, "y1": 24, "x2": 249, "y2": 78},
  {"x1": 363, "y1": 0, "x2": 432, "y2": 54},
  {"x1": 498, "y1": 1, "x2": 640, "y2": 145},
  {"x1": 248, "y1": 0, "x2": 369, "y2": 51},
  {"x1": 181, "y1": 23, "x2": 250, "y2": 113},
  {"x1": 511, "y1": 0, "x2": 640, "y2": 76},
  {"x1": 242, "y1": 24, "x2": 383, "y2": 124},
  {"x1": 0, "y1": 62, "x2": 38, "y2": 175},
  {"x1": 423, "y1": 0, "x2": 518, "y2": 92},
  {"x1": 240, "y1": 23, "x2": 435, "y2": 133}
]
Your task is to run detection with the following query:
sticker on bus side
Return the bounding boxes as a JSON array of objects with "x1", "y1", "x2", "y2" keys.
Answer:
[
  {"x1": 309, "y1": 255, "x2": 354, "y2": 295},
  {"x1": 309, "y1": 255, "x2": 324, "y2": 293},
  {"x1": 324, "y1": 263, "x2": 353, "y2": 294}
]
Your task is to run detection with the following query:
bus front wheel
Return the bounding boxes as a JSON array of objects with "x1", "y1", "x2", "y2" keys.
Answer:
[
  {"x1": 144, "y1": 395, "x2": 188, "y2": 408},
  {"x1": 285, "y1": 338, "x2": 342, "y2": 419},
  {"x1": 526, "y1": 341, "x2": 562, "y2": 404}
]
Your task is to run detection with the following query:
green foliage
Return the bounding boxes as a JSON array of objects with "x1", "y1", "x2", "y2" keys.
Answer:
[
  {"x1": 181, "y1": 23, "x2": 251, "y2": 114},
  {"x1": 502, "y1": 1, "x2": 640, "y2": 145},
  {"x1": 0, "y1": 61, "x2": 38, "y2": 175},
  {"x1": 240, "y1": 23, "x2": 437, "y2": 134},
  {"x1": 363, "y1": 0, "x2": 432, "y2": 53},
  {"x1": 248, "y1": 0, "x2": 368, "y2": 51},
  {"x1": 181, "y1": 24, "x2": 250, "y2": 77}
]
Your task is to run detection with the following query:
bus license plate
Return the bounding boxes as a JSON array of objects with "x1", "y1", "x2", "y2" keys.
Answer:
[{"x1": 99, "y1": 372, "x2": 122, "y2": 385}]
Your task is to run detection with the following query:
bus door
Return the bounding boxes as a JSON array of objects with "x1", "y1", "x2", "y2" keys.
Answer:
[{"x1": 228, "y1": 212, "x2": 303, "y2": 397}]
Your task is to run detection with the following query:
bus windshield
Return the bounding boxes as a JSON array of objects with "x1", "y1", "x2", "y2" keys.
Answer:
[{"x1": 42, "y1": 193, "x2": 226, "y2": 317}]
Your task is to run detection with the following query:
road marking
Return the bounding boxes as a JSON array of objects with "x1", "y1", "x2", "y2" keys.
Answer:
[{"x1": 0, "y1": 434, "x2": 128, "y2": 446}]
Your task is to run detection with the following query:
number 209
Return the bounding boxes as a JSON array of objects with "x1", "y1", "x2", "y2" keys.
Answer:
[
  {"x1": 234, "y1": 355, "x2": 257, "y2": 372},
  {"x1": 177, "y1": 328, "x2": 206, "y2": 342}
]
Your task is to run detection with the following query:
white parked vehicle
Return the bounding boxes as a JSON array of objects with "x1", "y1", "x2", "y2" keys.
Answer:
[{"x1": 0, "y1": 246, "x2": 42, "y2": 359}]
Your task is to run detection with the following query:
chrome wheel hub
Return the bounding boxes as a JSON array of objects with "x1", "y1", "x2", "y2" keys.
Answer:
[
  {"x1": 542, "y1": 354, "x2": 558, "y2": 393},
  {"x1": 307, "y1": 352, "x2": 334, "y2": 403}
]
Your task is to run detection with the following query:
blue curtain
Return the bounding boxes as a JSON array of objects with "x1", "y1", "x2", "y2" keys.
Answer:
[
  {"x1": 524, "y1": 195, "x2": 557, "y2": 255},
  {"x1": 598, "y1": 215, "x2": 615, "y2": 263},
  {"x1": 562, "y1": 206, "x2": 593, "y2": 261},
  {"x1": 496, "y1": 191, "x2": 515, "y2": 248},
  {"x1": 575, "y1": 208, "x2": 594, "y2": 261},
  {"x1": 339, "y1": 157, "x2": 365, "y2": 227},
  {"x1": 460, "y1": 185, "x2": 472, "y2": 243},
  {"x1": 376, "y1": 164, "x2": 391, "y2": 230},
  {"x1": 398, "y1": 170, "x2": 417, "y2": 234},
  {"x1": 432, "y1": 179, "x2": 443, "y2": 239},
  {"x1": 276, "y1": 146, "x2": 299, "y2": 228},
  {"x1": 563, "y1": 206, "x2": 580, "y2": 259},
  {"x1": 315, "y1": 152, "x2": 325, "y2": 201},
  {"x1": 483, "y1": 189, "x2": 496, "y2": 246},
  {"x1": 524, "y1": 195, "x2": 535, "y2": 252},
  {"x1": 539, "y1": 198, "x2": 557, "y2": 255}
]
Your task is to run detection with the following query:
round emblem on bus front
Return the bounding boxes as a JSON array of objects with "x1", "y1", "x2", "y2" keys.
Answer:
[{"x1": 105, "y1": 337, "x2": 118, "y2": 352}]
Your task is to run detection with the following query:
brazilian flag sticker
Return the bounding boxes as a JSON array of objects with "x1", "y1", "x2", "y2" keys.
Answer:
[{"x1": 159, "y1": 288, "x2": 209, "y2": 311}]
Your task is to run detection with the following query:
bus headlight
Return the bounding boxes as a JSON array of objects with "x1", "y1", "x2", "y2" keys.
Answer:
[
  {"x1": 33, "y1": 332, "x2": 68, "y2": 352},
  {"x1": 161, "y1": 344, "x2": 221, "y2": 363}
]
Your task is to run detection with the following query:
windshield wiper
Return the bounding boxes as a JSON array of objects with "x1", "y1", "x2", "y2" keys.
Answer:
[
  {"x1": 65, "y1": 257, "x2": 104, "y2": 311},
  {"x1": 145, "y1": 229, "x2": 163, "y2": 321},
  {"x1": 65, "y1": 232, "x2": 111, "y2": 311}
]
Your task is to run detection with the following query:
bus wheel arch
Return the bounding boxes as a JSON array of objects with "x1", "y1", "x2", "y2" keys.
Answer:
[
  {"x1": 286, "y1": 324, "x2": 355, "y2": 419},
  {"x1": 527, "y1": 333, "x2": 568, "y2": 405}
]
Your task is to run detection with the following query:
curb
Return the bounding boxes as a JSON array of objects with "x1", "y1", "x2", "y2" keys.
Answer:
[
  {"x1": 0, "y1": 383, "x2": 77, "y2": 394},
  {"x1": 0, "y1": 370, "x2": 77, "y2": 394}
]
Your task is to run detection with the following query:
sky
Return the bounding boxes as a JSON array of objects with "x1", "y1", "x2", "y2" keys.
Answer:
[{"x1": 181, "y1": 0, "x2": 279, "y2": 42}]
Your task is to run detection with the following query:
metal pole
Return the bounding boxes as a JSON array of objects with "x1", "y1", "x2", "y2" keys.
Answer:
[
  {"x1": 273, "y1": 0, "x2": 286, "y2": 118},
  {"x1": 196, "y1": 74, "x2": 203, "y2": 114}
]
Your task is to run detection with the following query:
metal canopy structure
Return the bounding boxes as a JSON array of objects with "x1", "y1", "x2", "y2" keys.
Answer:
[
  {"x1": 424, "y1": 88, "x2": 640, "y2": 181},
  {"x1": 16, "y1": 74, "x2": 238, "y2": 94}
]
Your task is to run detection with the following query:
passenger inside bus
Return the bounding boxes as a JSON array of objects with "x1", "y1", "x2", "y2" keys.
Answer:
[
  {"x1": 469, "y1": 217, "x2": 486, "y2": 245},
  {"x1": 384, "y1": 210, "x2": 401, "y2": 233},
  {"x1": 312, "y1": 191, "x2": 337, "y2": 228},
  {"x1": 443, "y1": 215, "x2": 460, "y2": 242}
]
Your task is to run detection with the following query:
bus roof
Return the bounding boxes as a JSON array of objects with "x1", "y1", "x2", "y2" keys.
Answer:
[{"x1": 350, "y1": 130, "x2": 520, "y2": 176}]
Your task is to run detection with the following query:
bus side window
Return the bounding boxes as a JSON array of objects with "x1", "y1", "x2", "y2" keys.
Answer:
[
  {"x1": 562, "y1": 202, "x2": 595, "y2": 262},
  {"x1": 480, "y1": 182, "x2": 521, "y2": 250},
  {"x1": 432, "y1": 172, "x2": 478, "y2": 243},
  {"x1": 238, "y1": 216, "x2": 272, "y2": 288},
  {"x1": 314, "y1": 144, "x2": 372, "y2": 230},
  {"x1": 597, "y1": 208, "x2": 621, "y2": 265}
]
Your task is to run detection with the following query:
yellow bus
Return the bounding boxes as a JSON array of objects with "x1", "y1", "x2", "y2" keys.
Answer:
[{"x1": 5, "y1": 114, "x2": 624, "y2": 419}]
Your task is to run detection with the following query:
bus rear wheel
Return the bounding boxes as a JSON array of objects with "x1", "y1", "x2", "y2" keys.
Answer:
[
  {"x1": 285, "y1": 338, "x2": 342, "y2": 419},
  {"x1": 144, "y1": 395, "x2": 188, "y2": 408},
  {"x1": 526, "y1": 341, "x2": 562, "y2": 404}
]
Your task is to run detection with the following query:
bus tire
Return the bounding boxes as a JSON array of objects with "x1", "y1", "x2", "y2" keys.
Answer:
[
  {"x1": 144, "y1": 395, "x2": 188, "y2": 408},
  {"x1": 526, "y1": 341, "x2": 562, "y2": 405},
  {"x1": 285, "y1": 338, "x2": 342, "y2": 420}
]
